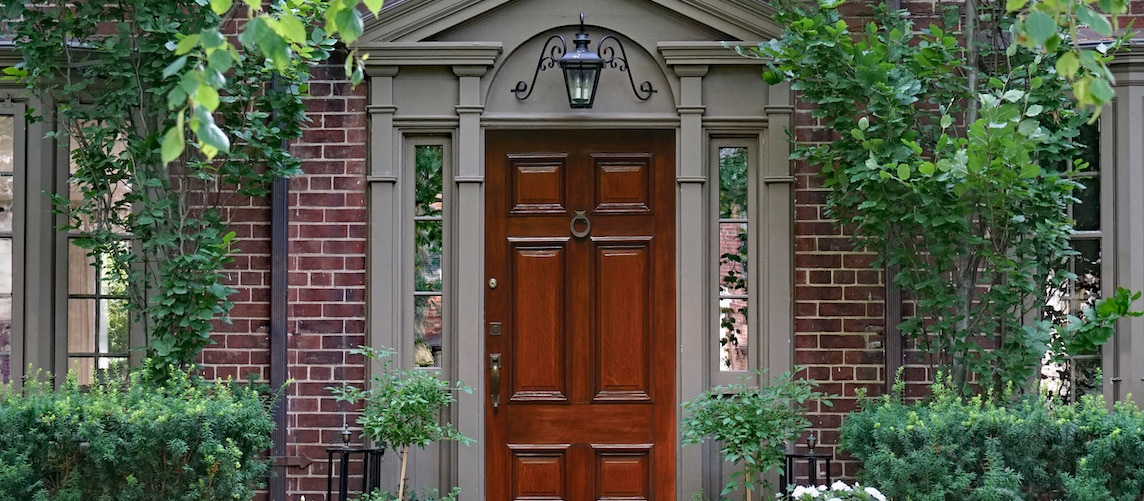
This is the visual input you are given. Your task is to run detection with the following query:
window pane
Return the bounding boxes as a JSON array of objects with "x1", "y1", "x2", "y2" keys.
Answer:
[
  {"x1": 717, "y1": 145, "x2": 750, "y2": 373},
  {"x1": 1073, "y1": 238, "x2": 1101, "y2": 290},
  {"x1": 0, "y1": 176, "x2": 12, "y2": 233},
  {"x1": 68, "y1": 242, "x2": 97, "y2": 294},
  {"x1": 720, "y1": 297, "x2": 748, "y2": 371},
  {"x1": 0, "y1": 297, "x2": 10, "y2": 385},
  {"x1": 0, "y1": 239, "x2": 10, "y2": 295},
  {"x1": 68, "y1": 298, "x2": 97, "y2": 353},
  {"x1": 414, "y1": 295, "x2": 443, "y2": 367},
  {"x1": 0, "y1": 115, "x2": 12, "y2": 173},
  {"x1": 719, "y1": 223, "x2": 748, "y2": 296},
  {"x1": 415, "y1": 220, "x2": 442, "y2": 292},
  {"x1": 719, "y1": 147, "x2": 748, "y2": 219},
  {"x1": 415, "y1": 145, "x2": 443, "y2": 217},
  {"x1": 105, "y1": 298, "x2": 129, "y2": 353},
  {"x1": 1074, "y1": 177, "x2": 1100, "y2": 231}
]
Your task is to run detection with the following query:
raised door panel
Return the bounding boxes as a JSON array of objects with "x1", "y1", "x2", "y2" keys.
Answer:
[
  {"x1": 510, "y1": 154, "x2": 569, "y2": 215},
  {"x1": 510, "y1": 445, "x2": 570, "y2": 501},
  {"x1": 592, "y1": 240, "x2": 652, "y2": 402},
  {"x1": 593, "y1": 154, "x2": 652, "y2": 213},
  {"x1": 510, "y1": 243, "x2": 569, "y2": 402},
  {"x1": 593, "y1": 445, "x2": 652, "y2": 501}
]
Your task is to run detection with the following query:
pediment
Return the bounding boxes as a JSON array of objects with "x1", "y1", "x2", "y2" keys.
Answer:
[{"x1": 359, "y1": 0, "x2": 783, "y2": 44}]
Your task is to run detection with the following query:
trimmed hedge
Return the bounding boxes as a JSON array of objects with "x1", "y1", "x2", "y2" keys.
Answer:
[
  {"x1": 0, "y1": 372, "x2": 273, "y2": 500},
  {"x1": 840, "y1": 381, "x2": 1144, "y2": 501}
]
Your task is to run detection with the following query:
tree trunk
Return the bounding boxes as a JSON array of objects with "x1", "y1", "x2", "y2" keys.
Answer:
[{"x1": 398, "y1": 444, "x2": 409, "y2": 501}]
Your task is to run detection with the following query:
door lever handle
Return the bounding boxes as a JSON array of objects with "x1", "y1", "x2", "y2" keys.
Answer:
[{"x1": 490, "y1": 353, "x2": 502, "y2": 410}]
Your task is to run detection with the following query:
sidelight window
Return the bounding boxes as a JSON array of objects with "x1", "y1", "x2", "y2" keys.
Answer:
[
  {"x1": 410, "y1": 139, "x2": 448, "y2": 368},
  {"x1": 712, "y1": 139, "x2": 754, "y2": 378}
]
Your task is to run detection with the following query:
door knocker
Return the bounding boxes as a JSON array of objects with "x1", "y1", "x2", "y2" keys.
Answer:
[{"x1": 570, "y1": 210, "x2": 591, "y2": 238}]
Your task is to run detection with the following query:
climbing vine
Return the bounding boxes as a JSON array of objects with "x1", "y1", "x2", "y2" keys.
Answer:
[{"x1": 0, "y1": 0, "x2": 385, "y2": 381}]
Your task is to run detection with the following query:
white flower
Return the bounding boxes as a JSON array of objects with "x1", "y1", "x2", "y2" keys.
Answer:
[
  {"x1": 864, "y1": 486, "x2": 887, "y2": 501},
  {"x1": 826, "y1": 498, "x2": 842, "y2": 501},
  {"x1": 791, "y1": 485, "x2": 821, "y2": 498},
  {"x1": 830, "y1": 480, "x2": 853, "y2": 492},
  {"x1": 818, "y1": 485, "x2": 828, "y2": 491}
]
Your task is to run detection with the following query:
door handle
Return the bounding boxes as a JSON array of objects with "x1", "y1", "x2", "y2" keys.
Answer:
[{"x1": 490, "y1": 353, "x2": 502, "y2": 410}]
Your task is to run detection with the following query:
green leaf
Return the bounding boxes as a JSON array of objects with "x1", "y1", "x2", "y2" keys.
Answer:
[
  {"x1": 1090, "y1": 77, "x2": 1114, "y2": 104},
  {"x1": 897, "y1": 164, "x2": 911, "y2": 180},
  {"x1": 919, "y1": 162, "x2": 936, "y2": 176},
  {"x1": 275, "y1": 14, "x2": 307, "y2": 44},
  {"x1": 1006, "y1": 0, "x2": 1028, "y2": 11},
  {"x1": 1056, "y1": 51, "x2": 1079, "y2": 78},
  {"x1": 858, "y1": 116, "x2": 870, "y2": 130},
  {"x1": 1023, "y1": 11, "x2": 1058, "y2": 46},
  {"x1": 1076, "y1": 6, "x2": 1113, "y2": 37},
  {"x1": 175, "y1": 34, "x2": 200, "y2": 55},
  {"x1": 363, "y1": 0, "x2": 384, "y2": 15},
  {"x1": 209, "y1": 0, "x2": 232, "y2": 15},
  {"x1": 1025, "y1": 104, "x2": 1043, "y2": 117},
  {"x1": 194, "y1": 85, "x2": 220, "y2": 111},
  {"x1": 161, "y1": 124, "x2": 185, "y2": 164},
  {"x1": 940, "y1": 114, "x2": 953, "y2": 129},
  {"x1": 162, "y1": 56, "x2": 188, "y2": 79},
  {"x1": 242, "y1": 0, "x2": 260, "y2": 11},
  {"x1": 1020, "y1": 163, "x2": 1041, "y2": 178}
]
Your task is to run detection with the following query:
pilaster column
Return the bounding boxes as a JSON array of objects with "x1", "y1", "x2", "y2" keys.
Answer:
[
  {"x1": 366, "y1": 66, "x2": 400, "y2": 353},
  {"x1": 673, "y1": 63, "x2": 709, "y2": 501},
  {"x1": 452, "y1": 63, "x2": 488, "y2": 500}
]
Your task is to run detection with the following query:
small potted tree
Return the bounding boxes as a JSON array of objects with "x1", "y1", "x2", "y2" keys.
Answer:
[
  {"x1": 330, "y1": 346, "x2": 472, "y2": 501},
  {"x1": 681, "y1": 370, "x2": 830, "y2": 501}
]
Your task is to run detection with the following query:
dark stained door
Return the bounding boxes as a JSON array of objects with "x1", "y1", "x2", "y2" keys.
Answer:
[{"x1": 485, "y1": 130, "x2": 676, "y2": 501}]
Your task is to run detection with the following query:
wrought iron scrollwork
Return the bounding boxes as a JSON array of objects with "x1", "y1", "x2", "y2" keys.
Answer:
[
  {"x1": 511, "y1": 35, "x2": 567, "y2": 100},
  {"x1": 598, "y1": 35, "x2": 657, "y2": 101}
]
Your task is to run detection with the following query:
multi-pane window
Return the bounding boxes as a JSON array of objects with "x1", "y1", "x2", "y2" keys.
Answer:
[
  {"x1": 66, "y1": 142, "x2": 132, "y2": 384},
  {"x1": 0, "y1": 114, "x2": 14, "y2": 384},
  {"x1": 715, "y1": 143, "x2": 750, "y2": 373},
  {"x1": 413, "y1": 143, "x2": 445, "y2": 367},
  {"x1": 1043, "y1": 123, "x2": 1103, "y2": 401}
]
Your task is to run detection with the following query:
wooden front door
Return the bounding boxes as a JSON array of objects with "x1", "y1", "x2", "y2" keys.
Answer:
[{"x1": 485, "y1": 130, "x2": 676, "y2": 501}]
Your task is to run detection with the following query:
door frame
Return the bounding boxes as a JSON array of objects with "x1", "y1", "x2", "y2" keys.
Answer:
[{"x1": 482, "y1": 128, "x2": 678, "y2": 501}]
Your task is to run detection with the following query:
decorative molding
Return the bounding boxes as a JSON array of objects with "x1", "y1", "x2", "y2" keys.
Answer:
[
  {"x1": 455, "y1": 105, "x2": 485, "y2": 114},
  {"x1": 703, "y1": 118, "x2": 770, "y2": 130},
  {"x1": 481, "y1": 115, "x2": 681, "y2": 129},
  {"x1": 367, "y1": 105, "x2": 399, "y2": 114},
  {"x1": 453, "y1": 65, "x2": 490, "y2": 78},
  {"x1": 393, "y1": 117, "x2": 461, "y2": 127},
  {"x1": 763, "y1": 104, "x2": 795, "y2": 115},
  {"x1": 677, "y1": 105, "x2": 707, "y2": 115},
  {"x1": 659, "y1": 42, "x2": 768, "y2": 67},
  {"x1": 762, "y1": 175, "x2": 795, "y2": 184},
  {"x1": 358, "y1": 42, "x2": 502, "y2": 67},
  {"x1": 672, "y1": 64, "x2": 710, "y2": 78},
  {"x1": 366, "y1": 175, "x2": 399, "y2": 183},
  {"x1": 454, "y1": 176, "x2": 484, "y2": 184},
  {"x1": 676, "y1": 176, "x2": 707, "y2": 184}
]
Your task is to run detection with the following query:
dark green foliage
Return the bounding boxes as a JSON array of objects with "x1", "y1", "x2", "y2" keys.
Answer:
[
  {"x1": 681, "y1": 371, "x2": 831, "y2": 501},
  {"x1": 0, "y1": 372, "x2": 274, "y2": 500},
  {"x1": 758, "y1": 0, "x2": 1141, "y2": 394},
  {"x1": 841, "y1": 379, "x2": 1144, "y2": 500},
  {"x1": 4, "y1": 0, "x2": 335, "y2": 380}
]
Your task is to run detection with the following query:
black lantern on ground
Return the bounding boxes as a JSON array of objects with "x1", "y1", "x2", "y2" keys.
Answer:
[{"x1": 512, "y1": 13, "x2": 656, "y2": 109}]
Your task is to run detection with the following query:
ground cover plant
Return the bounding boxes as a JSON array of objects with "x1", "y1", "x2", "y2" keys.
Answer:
[
  {"x1": 0, "y1": 371, "x2": 274, "y2": 500},
  {"x1": 841, "y1": 378, "x2": 1144, "y2": 500}
]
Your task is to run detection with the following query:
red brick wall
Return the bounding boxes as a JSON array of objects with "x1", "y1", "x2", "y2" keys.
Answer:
[{"x1": 202, "y1": 59, "x2": 369, "y2": 501}]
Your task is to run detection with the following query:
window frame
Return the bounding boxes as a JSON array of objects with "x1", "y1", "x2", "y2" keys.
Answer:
[
  {"x1": 709, "y1": 136, "x2": 760, "y2": 387},
  {"x1": 402, "y1": 134, "x2": 453, "y2": 375},
  {"x1": 0, "y1": 97, "x2": 27, "y2": 387}
]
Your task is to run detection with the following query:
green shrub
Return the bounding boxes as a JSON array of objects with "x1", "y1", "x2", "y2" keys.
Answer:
[
  {"x1": 840, "y1": 379, "x2": 1144, "y2": 501},
  {"x1": 681, "y1": 370, "x2": 831, "y2": 501},
  {"x1": 0, "y1": 371, "x2": 273, "y2": 500}
]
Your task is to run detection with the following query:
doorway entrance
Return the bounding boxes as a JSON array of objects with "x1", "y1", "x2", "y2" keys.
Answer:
[{"x1": 484, "y1": 130, "x2": 677, "y2": 500}]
